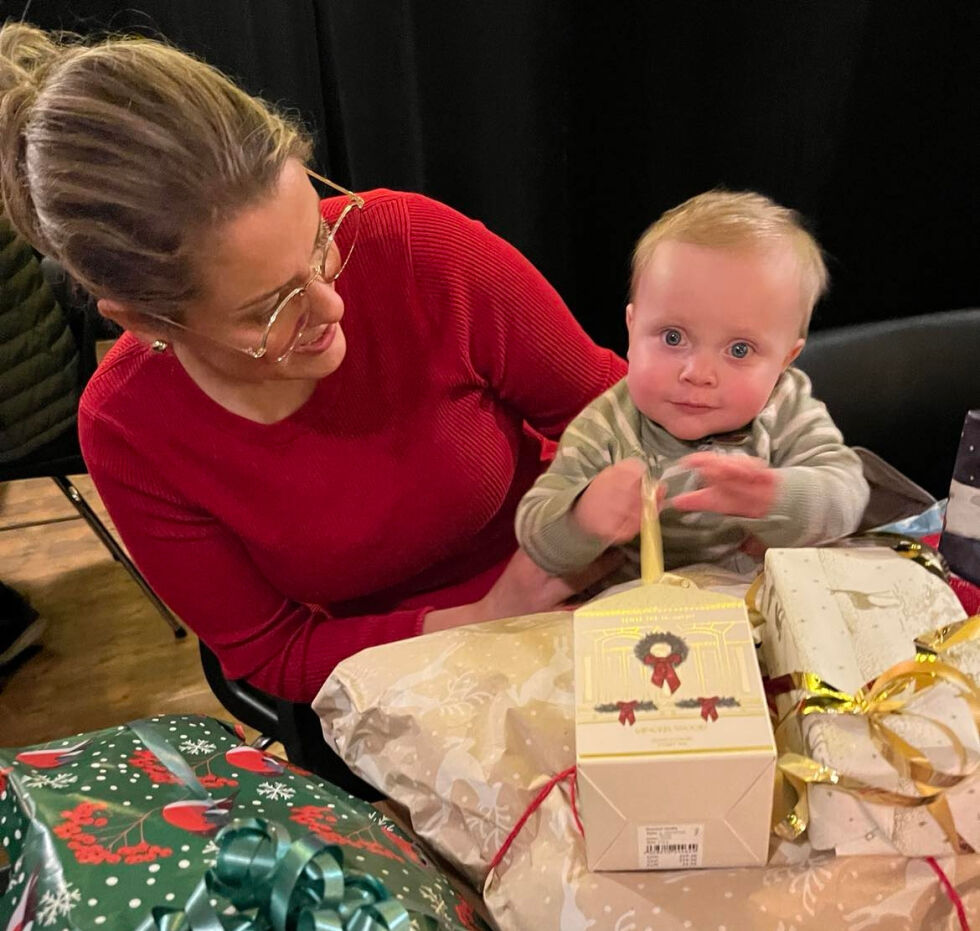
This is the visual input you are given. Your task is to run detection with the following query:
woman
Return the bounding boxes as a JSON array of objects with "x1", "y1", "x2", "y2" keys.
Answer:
[{"x1": 0, "y1": 23, "x2": 624, "y2": 702}]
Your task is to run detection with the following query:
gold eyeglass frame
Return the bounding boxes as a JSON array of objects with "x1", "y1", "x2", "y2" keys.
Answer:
[{"x1": 142, "y1": 168, "x2": 364, "y2": 363}]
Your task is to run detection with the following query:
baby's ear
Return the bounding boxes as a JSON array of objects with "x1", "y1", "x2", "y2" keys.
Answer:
[
  {"x1": 625, "y1": 303, "x2": 635, "y2": 331},
  {"x1": 782, "y1": 337, "x2": 806, "y2": 368}
]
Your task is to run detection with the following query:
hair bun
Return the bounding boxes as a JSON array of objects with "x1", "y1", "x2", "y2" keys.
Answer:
[
  {"x1": 0, "y1": 22, "x2": 76, "y2": 250},
  {"x1": 0, "y1": 21, "x2": 66, "y2": 85},
  {"x1": 0, "y1": 21, "x2": 310, "y2": 305}
]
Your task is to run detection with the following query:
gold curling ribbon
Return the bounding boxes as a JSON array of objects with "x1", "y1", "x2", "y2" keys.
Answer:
[
  {"x1": 744, "y1": 573, "x2": 766, "y2": 629},
  {"x1": 640, "y1": 471, "x2": 664, "y2": 584},
  {"x1": 915, "y1": 615, "x2": 980, "y2": 659},
  {"x1": 772, "y1": 658, "x2": 980, "y2": 853}
]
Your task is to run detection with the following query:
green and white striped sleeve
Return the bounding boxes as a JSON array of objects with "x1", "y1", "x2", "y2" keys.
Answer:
[
  {"x1": 746, "y1": 367, "x2": 869, "y2": 546},
  {"x1": 515, "y1": 380, "x2": 635, "y2": 574}
]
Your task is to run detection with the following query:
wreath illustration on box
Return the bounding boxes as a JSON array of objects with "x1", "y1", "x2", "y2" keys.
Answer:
[
  {"x1": 675, "y1": 696, "x2": 740, "y2": 723},
  {"x1": 634, "y1": 631, "x2": 688, "y2": 693},
  {"x1": 593, "y1": 699, "x2": 657, "y2": 727}
]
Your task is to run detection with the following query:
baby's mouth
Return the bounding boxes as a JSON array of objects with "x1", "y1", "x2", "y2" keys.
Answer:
[{"x1": 671, "y1": 400, "x2": 716, "y2": 410}]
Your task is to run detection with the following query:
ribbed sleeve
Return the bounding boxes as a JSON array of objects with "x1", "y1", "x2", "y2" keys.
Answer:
[
  {"x1": 405, "y1": 192, "x2": 625, "y2": 439},
  {"x1": 743, "y1": 368, "x2": 870, "y2": 546}
]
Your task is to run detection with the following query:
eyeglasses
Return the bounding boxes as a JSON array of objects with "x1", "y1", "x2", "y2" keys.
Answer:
[{"x1": 144, "y1": 169, "x2": 363, "y2": 363}]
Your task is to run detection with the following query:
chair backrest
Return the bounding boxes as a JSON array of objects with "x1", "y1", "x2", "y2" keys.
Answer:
[
  {"x1": 796, "y1": 308, "x2": 980, "y2": 499},
  {"x1": 198, "y1": 642, "x2": 381, "y2": 801}
]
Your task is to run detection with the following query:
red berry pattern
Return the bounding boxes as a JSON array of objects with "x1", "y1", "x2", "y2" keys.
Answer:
[
  {"x1": 290, "y1": 805, "x2": 406, "y2": 863},
  {"x1": 53, "y1": 801, "x2": 173, "y2": 865}
]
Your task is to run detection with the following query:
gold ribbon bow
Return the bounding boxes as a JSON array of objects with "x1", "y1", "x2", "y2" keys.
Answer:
[{"x1": 772, "y1": 656, "x2": 980, "y2": 852}]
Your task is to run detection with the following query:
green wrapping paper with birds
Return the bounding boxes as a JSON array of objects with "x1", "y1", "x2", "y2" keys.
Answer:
[{"x1": 0, "y1": 714, "x2": 488, "y2": 930}]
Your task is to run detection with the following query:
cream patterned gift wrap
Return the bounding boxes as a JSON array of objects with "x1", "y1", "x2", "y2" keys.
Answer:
[
  {"x1": 758, "y1": 546, "x2": 980, "y2": 857},
  {"x1": 315, "y1": 596, "x2": 980, "y2": 929}
]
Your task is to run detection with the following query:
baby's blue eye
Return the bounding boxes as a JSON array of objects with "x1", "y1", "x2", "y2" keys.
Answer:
[
  {"x1": 730, "y1": 341, "x2": 751, "y2": 359},
  {"x1": 663, "y1": 329, "x2": 683, "y2": 347}
]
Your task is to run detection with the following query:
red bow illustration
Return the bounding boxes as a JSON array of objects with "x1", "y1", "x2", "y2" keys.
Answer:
[
  {"x1": 644, "y1": 653, "x2": 682, "y2": 693},
  {"x1": 698, "y1": 696, "x2": 720, "y2": 722},
  {"x1": 616, "y1": 700, "x2": 638, "y2": 726}
]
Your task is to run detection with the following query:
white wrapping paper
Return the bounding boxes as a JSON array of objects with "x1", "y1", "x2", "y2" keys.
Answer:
[{"x1": 759, "y1": 546, "x2": 980, "y2": 855}]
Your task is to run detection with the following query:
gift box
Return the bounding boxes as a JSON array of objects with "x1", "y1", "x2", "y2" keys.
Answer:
[
  {"x1": 0, "y1": 714, "x2": 489, "y2": 930},
  {"x1": 940, "y1": 409, "x2": 980, "y2": 586},
  {"x1": 573, "y1": 577, "x2": 776, "y2": 871},
  {"x1": 315, "y1": 603, "x2": 980, "y2": 931},
  {"x1": 758, "y1": 546, "x2": 980, "y2": 856}
]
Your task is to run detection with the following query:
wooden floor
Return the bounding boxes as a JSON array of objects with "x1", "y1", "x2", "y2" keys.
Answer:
[{"x1": 0, "y1": 474, "x2": 234, "y2": 748}]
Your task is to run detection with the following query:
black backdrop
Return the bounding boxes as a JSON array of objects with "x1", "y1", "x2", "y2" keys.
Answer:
[{"x1": 14, "y1": 0, "x2": 980, "y2": 355}]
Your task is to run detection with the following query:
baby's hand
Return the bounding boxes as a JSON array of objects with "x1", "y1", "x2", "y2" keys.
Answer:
[
  {"x1": 670, "y1": 452, "x2": 780, "y2": 519},
  {"x1": 572, "y1": 458, "x2": 648, "y2": 544}
]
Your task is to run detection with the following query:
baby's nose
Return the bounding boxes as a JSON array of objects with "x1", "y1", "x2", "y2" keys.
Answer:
[{"x1": 680, "y1": 353, "x2": 717, "y2": 386}]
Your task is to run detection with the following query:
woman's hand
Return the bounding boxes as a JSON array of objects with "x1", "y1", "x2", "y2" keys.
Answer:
[{"x1": 422, "y1": 547, "x2": 621, "y2": 634}]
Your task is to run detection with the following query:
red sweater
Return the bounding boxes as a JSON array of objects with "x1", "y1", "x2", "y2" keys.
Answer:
[{"x1": 80, "y1": 189, "x2": 625, "y2": 702}]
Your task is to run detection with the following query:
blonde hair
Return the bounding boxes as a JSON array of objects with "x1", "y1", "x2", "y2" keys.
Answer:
[
  {"x1": 0, "y1": 22, "x2": 312, "y2": 318},
  {"x1": 631, "y1": 190, "x2": 828, "y2": 335}
]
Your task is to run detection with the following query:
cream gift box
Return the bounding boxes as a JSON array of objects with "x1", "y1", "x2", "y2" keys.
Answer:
[
  {"x1": 573, "y1": 577, "x2": 776, "y2": 871},
  {"x1": 758, "y1": 546, "x2": 980, "y2": 856}
]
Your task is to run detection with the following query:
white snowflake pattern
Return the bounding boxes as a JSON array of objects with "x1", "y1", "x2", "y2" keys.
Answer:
[
  {"x1": 37, "y1": 879, "x2": 81, "y2": 926},
  {"x1": 461, "y1": 805, "x2": 510, "y2": 861},
  {"x1": 178, "y1": 739, "x2": 217, "y2": 756},
  {"x1": 23, "y1": 772, "x2": 79, "y2": 789},
  {"x1": 201, "y1": 839, "x2": 220, "y2": 866},
  {"x1": 763, "y1": 853, "x2": 834, "y2": 918},
  {"x1": 256, "y1": 781, "x2": 295, "y2": 801},
  {"x1": 437, "y1": 672, "x2": 494, "y2": 718},
  {"x1": 417, "y1": 884, "x2": 450, "y2": 921},
  {"x1": 612, "y1": 912, "x2": 638, "y2": 931}
]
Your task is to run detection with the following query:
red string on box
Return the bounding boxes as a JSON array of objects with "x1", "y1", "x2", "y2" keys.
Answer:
[
  {"x1": 487, "y1": 766, "x2": 583, "y2": 874},
  {"x1": 486, "y1": 770, "x2": 970, "y2": 928},
  {"x1": 926, "y1": 856, "x2": 970, "y2": 931}
]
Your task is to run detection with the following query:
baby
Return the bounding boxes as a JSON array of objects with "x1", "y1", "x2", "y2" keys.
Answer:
[{"x1": 516, "y1": 190, "x2": 870, "y2": 581}]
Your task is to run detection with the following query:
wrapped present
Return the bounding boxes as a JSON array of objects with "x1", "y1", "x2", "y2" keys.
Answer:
[
  {"x1": 0, "y1": 714, "x2": 489, "y2": 930},
  {"x1": 758, "y1": 546, "x2": 980, "y2": 856},
  {"x1": 940, "y1": 410, "x2": 980, "y2": 586},
  {"x1": 315, "y1": 605, "x2": 980, "y2": 930},
  {"x1": 923, "y1": 532, "x2": 980, "y2": 617},
  {"x1": 573, "y1": 577, "x2": 775, "y2": 870}
]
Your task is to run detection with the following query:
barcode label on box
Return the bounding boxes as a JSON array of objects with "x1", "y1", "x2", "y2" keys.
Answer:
[{"x1": 638, "y1": 823, "x2": 704, "y2": 869}]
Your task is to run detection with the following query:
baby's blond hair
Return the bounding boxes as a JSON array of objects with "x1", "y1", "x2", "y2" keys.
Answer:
[{"x1": 631, "y1": 190, "x2": 827, "y2": 336}]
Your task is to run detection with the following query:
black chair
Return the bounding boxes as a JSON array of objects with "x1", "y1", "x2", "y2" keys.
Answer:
[
  {"x1": 797, "y1": 308, "x2": 980, "y2": 500},
  {"x1": 0, "y1": 255, "x2": 184, "y2": 638},
  {"x1": 199, "y1": 642, "x2": 382, "y2": 801}
]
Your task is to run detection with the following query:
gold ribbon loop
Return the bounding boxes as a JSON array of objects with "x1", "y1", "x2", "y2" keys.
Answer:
[
  {"x1": 916, "y1": 615, "x2": 980, "y2": 657},
  {"x1": 771, "y1": 656, "x2": 980, "y2": 852}
]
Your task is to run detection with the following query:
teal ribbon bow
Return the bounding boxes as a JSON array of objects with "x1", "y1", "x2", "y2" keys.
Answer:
[{"x1": 136, "y1": 818, "x2": 412, "y2": 931}]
